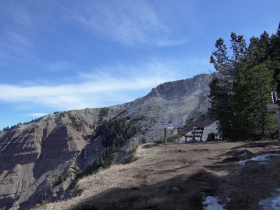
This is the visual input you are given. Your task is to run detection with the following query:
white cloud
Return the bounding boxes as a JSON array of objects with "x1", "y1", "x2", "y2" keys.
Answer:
[
  {"x1": 0, "y1": 60, "x2": 184, "y2": 110},
  {"x1": 24, "y1": 113, "x2": 49, "y2": 117}
]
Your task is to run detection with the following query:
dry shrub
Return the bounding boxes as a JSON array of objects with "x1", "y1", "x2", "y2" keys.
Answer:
[{"x1": 73, "y1": 188, "x2": 83, "y2": 197}]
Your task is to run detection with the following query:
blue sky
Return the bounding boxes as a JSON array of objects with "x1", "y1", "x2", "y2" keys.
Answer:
[{"x1": 0, "y1": 0, "x2": 279, "y2": 130}]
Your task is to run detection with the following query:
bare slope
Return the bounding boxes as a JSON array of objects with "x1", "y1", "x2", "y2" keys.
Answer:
[
  {"x1": 0, "y1": 113, "x2": 94, "y2": 209},
  {"x1": 43, "y1": 141, "x2": 280, "y2": 210}
]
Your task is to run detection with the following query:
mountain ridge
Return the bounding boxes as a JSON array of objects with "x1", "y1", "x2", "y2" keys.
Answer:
[{"x1": 0, "y1": 73, "x2": 213, "y2": 209}]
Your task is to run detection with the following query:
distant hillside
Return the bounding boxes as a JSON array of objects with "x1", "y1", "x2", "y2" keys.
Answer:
[{"x1": 0, "y1": 73, "x2": 213, "y2": 209}]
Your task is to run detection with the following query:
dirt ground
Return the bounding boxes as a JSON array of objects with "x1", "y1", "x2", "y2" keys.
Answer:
[{"x1": 42, "y1": 140, "x2": 280, "y2": 210}]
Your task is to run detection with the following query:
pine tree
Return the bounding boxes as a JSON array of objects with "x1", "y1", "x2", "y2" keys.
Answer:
[
  {"x1": 209, "y1": 30, "x2": 278, "y2": 140},
  {"x1": 234, "y1": 63, "x2": 275, "y2": 139},
  {"x1": 209, "y1": 32, "x2": 247, "y2": 139},
  {"x1": 208, "y1": 77, "x2": 233, "y2": 138},
  {"x1": 271, "y1": 30, "x2": 280, "y2": 92},
  {"x1": 237, "y1": 32, "x2": 277, "y2": 139}
]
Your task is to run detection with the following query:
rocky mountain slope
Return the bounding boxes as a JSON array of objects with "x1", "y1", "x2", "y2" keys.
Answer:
[{"x1": 0, "y1": 73, "x2": 213, "y2": 209}]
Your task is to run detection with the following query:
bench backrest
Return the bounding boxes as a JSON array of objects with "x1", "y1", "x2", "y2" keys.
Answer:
[
  {"x1": 185, "y1": 127, "x2": 204, "y2": 142},
  {"x1": 192, "y1": 127, "x2": 204, "y2": 133}
]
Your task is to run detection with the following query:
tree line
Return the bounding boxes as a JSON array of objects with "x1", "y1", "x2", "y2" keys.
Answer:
[
  {"x1": 93, "y1": 117, "x2": 139, "y2": 150},
  {"x1": 2, "y1": 116, "x2": 45, "y2": 132},
  {"x1": 209, "y1": 26, "x2": 280, "y2": 141}
]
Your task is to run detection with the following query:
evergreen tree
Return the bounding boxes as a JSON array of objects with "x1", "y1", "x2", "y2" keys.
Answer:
[
  {"x1": 209, "y1": 30, "x2": 278, "y2": 140},
  {"x1": 209, "y1": 32, "x2": 247, "y2": 139},
  {"x1": 271, "y1": 30, "x2": 280, "y2": 92},
  {"x1": 208, "y1": 77, "x2": 233, "y2": 138},
  {"x1": 238, "y1": 32, "x2": 276, "y2": 139},
  {"x1": 234, "y1": 63, "x2": 275, "y2": 139}
]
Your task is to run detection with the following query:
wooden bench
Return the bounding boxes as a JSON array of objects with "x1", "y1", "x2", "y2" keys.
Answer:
[{"x1": 185, "y1": 127, "x2": 204, "y2": 142}]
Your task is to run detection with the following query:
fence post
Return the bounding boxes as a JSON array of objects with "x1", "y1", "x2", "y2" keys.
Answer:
[{"x1": 277, "y1": 109, "x2": 280, "y2": 141}]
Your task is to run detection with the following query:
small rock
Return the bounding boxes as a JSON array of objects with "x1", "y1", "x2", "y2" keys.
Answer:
[
  {"x1": 172, "y1": 186, "x2": 181, "y2": 192},
  {"x1": 235, "y1": 149, "x2": 245, "y2": 154}
]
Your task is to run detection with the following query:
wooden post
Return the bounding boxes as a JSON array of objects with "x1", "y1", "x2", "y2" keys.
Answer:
[
  {"x1": 177, "y1": 128, "x2": 180, "y2": 142},
  {"x1": 192, "y1": 127, "x2": 197, "y2": 142},
  {"x1": 164, "y1": 128, "x2": 167, "y2": 143},
  {"x1": 277, "y1": 109, "x2": 280, "y2": 141},
  {"x1": 267, "y1": 103, "x2": 280, "y2": 141}
]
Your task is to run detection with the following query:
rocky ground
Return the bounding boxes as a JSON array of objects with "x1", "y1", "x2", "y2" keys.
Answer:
[{"x1": 40, "y1": 140, "x2": 280, "y2": 210}]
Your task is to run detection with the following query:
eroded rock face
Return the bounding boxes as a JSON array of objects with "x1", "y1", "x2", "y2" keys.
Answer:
[
  {"x1": 0, "y1": 73, "x2": 213, "y2": 209},
  {"x1": 0, "y1": 116, "x2": 92, "y2": 209}
]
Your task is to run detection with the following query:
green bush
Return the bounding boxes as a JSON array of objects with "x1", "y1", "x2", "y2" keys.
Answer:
[
  {"x1": 42, "y1": 200, "x2": 48, "y2": 209},
  {"x1": 155, "y1": 131, "x2": 186, "y2": 143}
]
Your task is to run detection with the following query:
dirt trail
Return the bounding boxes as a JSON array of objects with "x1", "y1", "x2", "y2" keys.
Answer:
[{"x1": 42, "y1": 141, "x2": 280, "y2": 210}]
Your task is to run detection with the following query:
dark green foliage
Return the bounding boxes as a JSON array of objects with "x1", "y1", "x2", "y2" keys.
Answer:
[
  {"x1": 209, "y1": 29, "x2": 280, "y2": 141},
  {"x1": 98, "y1": 107, "x2": 109, "y2": 123},
  {"x1": 66, "y1": 112, "x2": 82, "y2": 132},
  {"x1": 3, "y1": 127, "x2": 10, "y2": 131},
  {"x1": 208, "y1": 77, "x2": 233, "y2": 138},
  {"x1": 93, "y1": 118, "x2": 139, "y2": 149},
  {"x1": 209, "y1": 32, "x2": 247, "y2": 139},
  {"x1": 60, "y1": 112, "x2": 66, "y2": 117},
  {"x1": 271, "y1": 30, "x2": 280, "y2": 92}
]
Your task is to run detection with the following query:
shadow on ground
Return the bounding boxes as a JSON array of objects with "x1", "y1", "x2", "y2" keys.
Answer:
[
  {"x1": 69, "y1": 170, "x2": 218, "y2": 210},
  {"x1": 68, "y1": 143, "x2": 280, "y2": 210}
]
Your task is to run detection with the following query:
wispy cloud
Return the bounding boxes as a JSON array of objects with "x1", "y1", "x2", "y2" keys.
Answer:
[
  {"x1": 65, "y1": 1, "x2": 191, "y2": 47},
  {"x1": 11, "y1": 7, "x2": 34, "y2": 28},
  {"x1": 6, "y1": 30, "x2": 33, "y2": 47},
  {"x1": 0, "y1": 60, "x2": 183, "y2": 110},
  {"x1": 48, "y1": 62, "x2": 70, "y2": 71},
  {"x1": 0, "y1": 29, "x2": 37, "y2": 67},
  {"x1": 183, "y1": 57, "x2": 212, "y2": 75}
]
